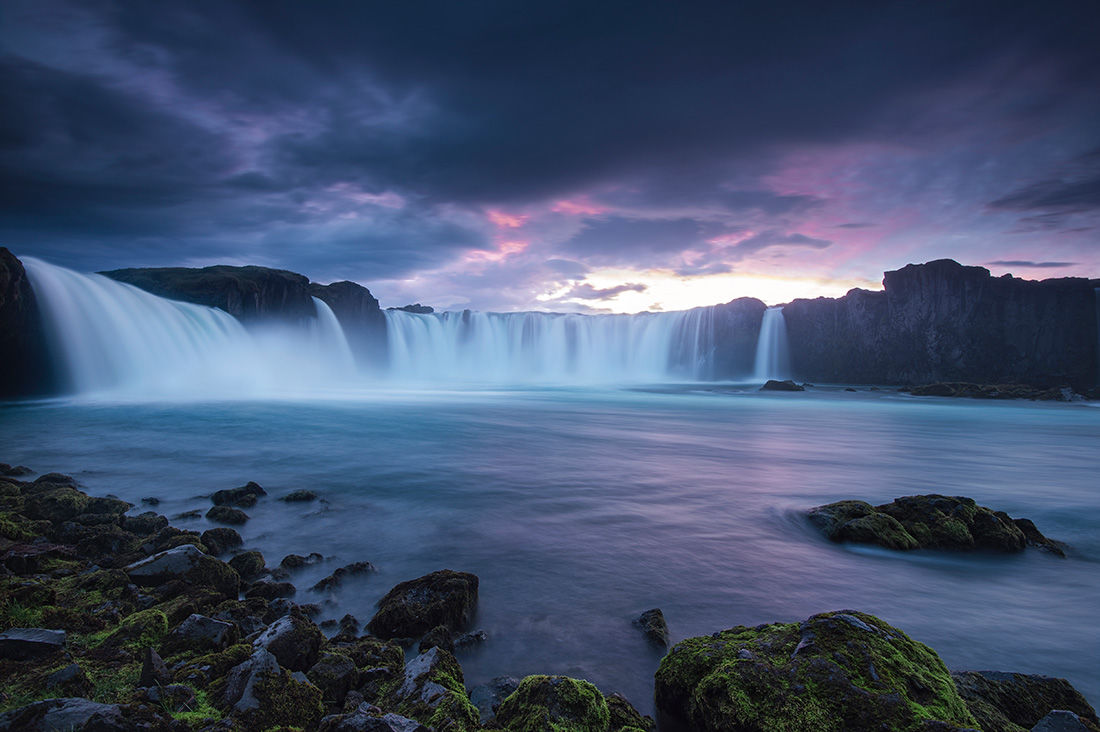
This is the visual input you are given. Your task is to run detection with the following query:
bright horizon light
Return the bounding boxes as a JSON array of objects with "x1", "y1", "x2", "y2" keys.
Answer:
[{"x1": 536, "y1": 268, "x2": 882, "y2": 313}]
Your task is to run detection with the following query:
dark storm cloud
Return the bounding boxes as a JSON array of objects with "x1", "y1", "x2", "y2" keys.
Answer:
[
  {"x1": 1, "y1": 0, "x2": 1098, "y2": 289},
  {"x1": 987, "y1": 260, "x2": 1077, "y2": 268}
]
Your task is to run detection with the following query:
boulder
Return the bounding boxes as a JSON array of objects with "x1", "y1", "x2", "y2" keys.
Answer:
[
  {"x1": 138, "y1": 646, "x2": 171, "y2": 687},
  {"x1": 45, "y1": 663, "x2": 91, "y2": 697},
  {"x1": 0, "y1": 627, "x2": 66, "y2": 660},
  {"x1": 387, "y1": 646, "x2": 480, "y2": 731},
  {"x1": 308, "y1": 652, "x2": 361, "y2": 705},
  {"x1": 223, "y1": 647, "x2": 324, "y2": 729},
  {"x1": 280, "y1": 489, "x2": 318, "y2": 502},
  {"x1": 281, "y1": 551, "x2": 323, "y2": 569},
  {"x1": 253, "y1": 612, "x2": 324, "y2": 671},
  {"x1": 634, "y1": 608, "x2": 670, "y2": 647},
  {"x1": 1031, "y1": 711, "x2": 1098, "y2": 732},
  {"x1": 200, "y1": 527, "x2": 243, "y2": 556},
  {"x1": 211, "y1": 480, "x2": 267, "y2": 507},
  {"x1": 606, "y1": 692, "x2": 657, "y2": 732},
  {"x1": 951, "y1": 670, "x2": 1099, "y2": 732},
  {"x1": 494, "y1": 675, "x2": 610, "y2": 732},
  {"x1": 121, "y1": 511, "x2": 169, "y2": 536},
  {"x1": 807, "y1": 495, "x2": 1055, "y2": 553},
  {"x1": 206, "y1": 505, "x2": 249, "y2": 525},
  {"x1": 418, "y1": 625, "x2": 455, "y2": 654},
  {"x1": 228, "y1": 550, "x2": 266, "y2": 580},
  {"x1": 367, "y1": 569, "x2": 478, "y2": 638},
  {"x1": 0, "y1": 698, "x2": 127, "y2": 732},
  {"x1": 319, "y1": 708, "x2": 431, "y2": 732},
  {"x1": 654, "y1": 610, "x2": 977, "y2": 732},
  {"x1": 163, "y1": 612, "x2": 238, "y2": 654},
  {"x1": 312, "y1": 560, "x2": 377, "y2": 592},
  {"x1": 124, "y1": 543, "x2": 239, "y2": 600},
  {"x1": 761, "y1": 379, "x2": 805, "y2": 391},
  {"x1": 245, "y1": 578, "x2": 297, "y2": 600},
  {"x1": 469, "y1": 676, "x2": 520, "y2": 723}
]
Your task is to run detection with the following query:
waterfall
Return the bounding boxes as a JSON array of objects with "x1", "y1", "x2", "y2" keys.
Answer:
[
  {"x1": 23, "y1": 258, "x2": 355, "y2": 398},
  {"x1": 753, "y1": 306, "x2": 791, "y2": 381},
  {"x1": 21, "y1": 257, "x2": 760, "y2": 395},
  {"x1": 383, "y1": 307, "x2": 717, "y2": 384}
]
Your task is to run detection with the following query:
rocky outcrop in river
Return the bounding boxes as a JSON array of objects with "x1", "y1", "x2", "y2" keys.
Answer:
[{"x1": 0, "y1": 248, "x2": 52, "y2": 398}]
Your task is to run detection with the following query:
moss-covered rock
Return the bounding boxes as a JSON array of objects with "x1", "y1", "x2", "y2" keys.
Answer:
[
  {"x1": 606, "y1": 692, "x2": 656, "y2": 732},
  {"x1": 253, "y1": 611, "x2": 324, "y2": 671},
  {"x1": 951, "y1": 670, "x2": 1099, "y2": 732},
  {"x1": 387, "y1": 646, "x2": 480, "y2": 731},
  {"x1": 494, "y1": 675, "x2": 610, "y2": 732},
  {"x1": 654, "y1": 610, "x2": 977, "y2": 732},
  {"x1": 223, "y1": 647, "x2": 324, "y2": 730},
  {"x1": 199, "y1": 527, "x2": 242, "y2": 556},
  {"x1": 307, "y1": 652, "x2": 360, "y2": 706},
  {"x1": 205, "y1": 505, "x2": 248, "y2": 525},
  {"x1": 124, "y1": 543, "x2": 239, "y2": 601},
  {"x1": 211, "y1": 480, "x2": 266, "y2": 508},
  {"x1": 98, "y1": 608, "x2": 168, "y2": 653},
  {"x1": 808, "y1": 495, "x2": 1051, "y2": 553},
  {"x1": 227, "y1": 550, "x2": 266, "y2": 580},
  {"x1": 367, "y1": 569, "x2": 478, "y2": 639}
]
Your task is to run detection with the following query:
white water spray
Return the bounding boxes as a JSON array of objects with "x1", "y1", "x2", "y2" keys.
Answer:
[
  {"x1": 753, "y1": 306, "x2": 791, "y2": 381},
  {"x1": 24, "y1": 258, "x2": 356, "y2": 398}
]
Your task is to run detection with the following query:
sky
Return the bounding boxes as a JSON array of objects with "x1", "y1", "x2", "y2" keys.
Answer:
[{"x1": 2, "y1": 1, "x2": 1098, "y2": 313}]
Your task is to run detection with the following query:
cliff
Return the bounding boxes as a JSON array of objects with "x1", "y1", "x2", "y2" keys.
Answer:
[
  {"x1": 102, "y1": 265, "x2": 318, "y2": 323},
  {"x1": 309, "y1": 280, "x2": 388, "y2": 365},
  {"x1": 0, "y1": 248, "x2": 54, "y2": 398},
  {"x1": 783, "y1": 259, "x2": 1099, "y2": 388},
  {"x1": 710, "y1": 297, "x2": 767, "y2": 377}
]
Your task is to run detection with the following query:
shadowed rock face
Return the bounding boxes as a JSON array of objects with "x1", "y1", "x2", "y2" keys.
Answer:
[
  {"x1": 102, "y1": 264, "x2": 317, "y2": 322},
  {"x1": 0, "y1": 248, "x2": 54, "y2": 398},
  {"x1": 784, "y1": 260, "x2": 1100, "y2": 389}
]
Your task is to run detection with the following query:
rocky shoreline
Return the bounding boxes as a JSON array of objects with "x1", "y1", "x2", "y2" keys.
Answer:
[{"x1": 2, "y1": 466, "x2": 1097, "y2": 731}]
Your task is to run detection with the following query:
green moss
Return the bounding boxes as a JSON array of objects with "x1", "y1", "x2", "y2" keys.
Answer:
[
  {"x1": 0, "y1": 511, "x2": 35, "y2": 541},
  {"x1": 655, "y1": 612, "x2": 977, "y2": 732},
  {"x1": 170, "y1": 688, "x2": 221, "y2": 728},
  {"x1": 87, "y1": 661, "x2": 140, "y2": 703},
  {"x1": 495, "y1": 675, "x2": 610, "y2": 732},
  {"x1": 173, "y1": 642, "x2": 253, "y2": 687},
  {"x1": 98, "y1": 608, "x2": 168, "y2": 652},
  {"x1": 244, "y1": 667, "x2": 324, "y2": 730},
  {"x1": 0, "y1": 599, "x2": 44, "y2": 629}
]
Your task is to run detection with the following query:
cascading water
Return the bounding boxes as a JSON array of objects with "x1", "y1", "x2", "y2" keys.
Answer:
[
  {"x1": 24, "y1": 258, "x2": 356, "y2": 398},
  {"x1": 752, "y1": 306, "x2": 791, "y2": 382},
  {"x1": 383, "y1": 307, "x2": 716, "y2": 383}
]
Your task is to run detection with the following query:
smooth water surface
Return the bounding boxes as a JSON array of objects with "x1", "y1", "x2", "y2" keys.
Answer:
[{"x1": 2, "y1": 387, "x2": 1098, "y2": 712}]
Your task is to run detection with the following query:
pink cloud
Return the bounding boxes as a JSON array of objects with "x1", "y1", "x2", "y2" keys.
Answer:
[
  {"x1": 487, "y1": 209, "x2": 529, "y2": 228},
  {"x1": 551, "y1": 198, "x2": 607, "y2": 216}
]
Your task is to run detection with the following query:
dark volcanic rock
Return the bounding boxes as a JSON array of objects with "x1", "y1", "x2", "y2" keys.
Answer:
[
  {"x1": 951, "y1": 670, "x2": 1099, "y2": 732},
  {"x1": 606, "y1": 692, "x2": 656, "y2": 732},
  {"x1": 0, "y1": 627, "x2": 66, "y2": 660},
  {"x1": 124, "y1": 543, "x2": 239, "y2": 599},
  {"x1": 0, "y1": 248, "x2": 54, "y2": 398},
  {"x1": 223, "y1": 647, "x2": 324, "y2": 729},
  {"x1": 494, "y1": 675, "x2": 610, "y2": 732},
  {"x1": 228, "y1": 550, "x2": 266, "y2": 580},
  {"x1": 388, "y1": 303, "x2": 435, "y2": 314},
  {"x1": 386, "y1": 646, "x2": 480, "y2": 730},
  {"x1": 1031, "y1": 710, "x2": 1098, "y2": 731},
  {"x1": 0, "y1": 697, "x2": 128, "y2": 731},
  {"x1": 280, "y1": 489, "x2": 319, "y2": 502},
  {"x1": 102, "y1": 264, "x2": 316, "y2": 323},
  {"x1": 907, "y1": 382, "x2": 1077, "y2": 400},
  {"x1": 281, "y1": 551, "x2": 323, "y2": 569},
  {"x1": 206, "y1": 505, "x2": 249, "y2": 525},
  {"x1": 138, "y1": 646, "x2": 171, "y2": 688},
  {"x1": 163, "y1": 612, "x2": 238, "y2": 653},
  {"x1": 245, "y1": 578, "x2": 296, "y2": 600},
  {"x1": 200, "y1": 527, "x2": 243, "y2": 556},
  {"x1": 655, "y1": 610, "x2": 977, "y2": 732},
  {"x1": 312, "y1": 560, "x2": 377, "y2": 592},
  {"x1": 211, "y1": 480, "x2": 266, "y2": 507},
  {"x1": 310, "y1": 280, "x2": 388, "y2": 365},
  {"x1": 0, "y1": 463, "x2": 32, "y2": 477},
  {"x1": 761, "y1": 378, "x2": 805, "y2": 391},
  {"x1": 807, "y1": 494, "x2": 1057, "y2": 554},
  {"x1": 253, "y1": 612, "x2": 324, "y2": 671},
  {"x1": 367, "y1": 569, "x2": 479, "y2": 639},
  {"x1": 634, "y1": 607, "x2": 670, "y2": 647},
  {"x1": 417, "y1": 625, "x2": 455, "y2": 654},
  {"x1": 783, "y1": 260, "x2": 1099, "y2": 390}
]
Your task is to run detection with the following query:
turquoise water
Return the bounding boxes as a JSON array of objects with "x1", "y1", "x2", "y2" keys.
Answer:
[{"x1": 2, "y1": 386, "x2": 1098, "y2": 712}]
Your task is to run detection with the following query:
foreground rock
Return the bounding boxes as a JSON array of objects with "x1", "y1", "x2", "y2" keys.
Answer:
[
  {"x1": 655, "y1": 610, "x2": 977, "y2": 731},
  {"x1": 367, "y1": 569, "x2": 479, "y2": 639},
  {"x1": 951, "y1": 671, "x2": 1099, "y2": 732},
  {"x1": 808, "y1": 494, "x2": 1065, "y2": 555},
  {"x1": 494, "y1": 675, "x2": 610, "y2": 732}
]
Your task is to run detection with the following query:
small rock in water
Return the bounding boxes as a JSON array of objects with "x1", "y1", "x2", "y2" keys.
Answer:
[
  {"x1": 281, "y1": 552, "x2": 323, "y2": 569},
  {"x1": 228, "y1": 550, "x2": 266, "y2": 580},
  {"x1": 211, "y1": 480, "x2": 266, "y2": 508},
  {"x1": 311, "y1": 560, "x2": 377, "y2": 592},
  {"x1": 201, "y1": 527, "x2": 243, "y2": 556},
  {"x1": 418, "y1": 625, "x2": 455, "y2": 654},
  {"x1": 280, "y1": 489, "x2": 318, "y2": 502},
  {"x1": 366, "y1": 569, "x2": 478, "y2": 638},
  {"x1": 634, "y1": 608, "x2": 670, "y2": 647},
  {"x1": 761, "y1": 379, "x2": 805, "y2": 392},
  {"x1": 206, "y1": 505, "x2": 249, "y2": 525},
  {"x1": 0, "y1": 463, "x2": 32, "y2": 476},
  {"x1": 455, "y1": 629, "x2": 488, "y2": 648},
  {"x1": 1031, "y1": 710, "x2": 1095, "y2": 731},
  {"x1": 172, "y1": 509, "x2": 203, "y2": 520}
]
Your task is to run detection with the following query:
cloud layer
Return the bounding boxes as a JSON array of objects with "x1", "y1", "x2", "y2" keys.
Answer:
[{"x1": 2, "y1": 0, "x2": 1098, "y2": 310}]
